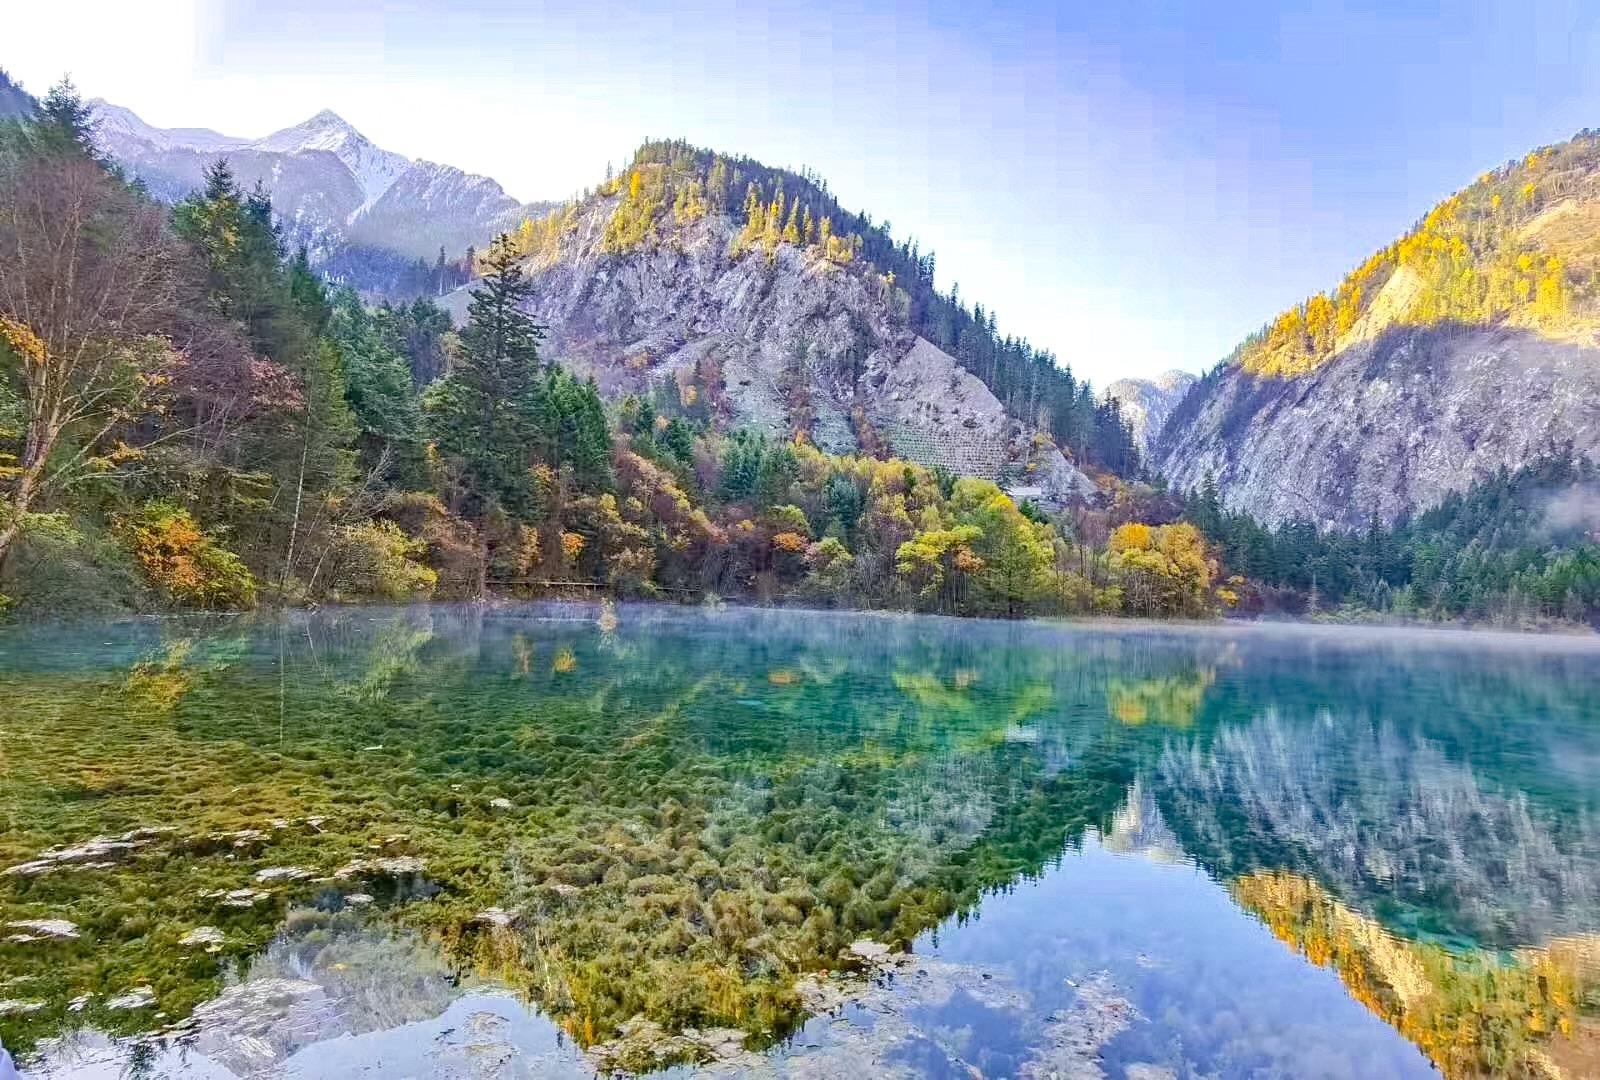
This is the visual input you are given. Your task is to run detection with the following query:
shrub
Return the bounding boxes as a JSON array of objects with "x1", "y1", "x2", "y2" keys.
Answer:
[
  {"x1": 385, "y1": 492, "x2": 483, "y2": 597},
  {"x1": 115, "y1": 501, "x2": 257, "y2": 610},
  {"x1": 0, "y1": 512, "x2": 148, "y2": 619},
  {"x1": 322, "y1": 520, "x2": 439, "y2": 601}
]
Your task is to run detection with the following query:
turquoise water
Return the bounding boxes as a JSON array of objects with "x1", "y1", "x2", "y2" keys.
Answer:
[{"x1": 1, "y1": 605, "x2": 1597, "y2": 1077}]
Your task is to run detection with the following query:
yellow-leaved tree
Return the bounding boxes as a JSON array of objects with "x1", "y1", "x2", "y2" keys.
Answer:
[{"x1": 1108, "y1": 521, "x2": 1217, "y2": 617}]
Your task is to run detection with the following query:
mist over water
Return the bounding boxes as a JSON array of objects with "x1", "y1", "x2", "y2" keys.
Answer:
[{"x1": 0, "y1": 605, "x2": 1596, "y2": 1078}]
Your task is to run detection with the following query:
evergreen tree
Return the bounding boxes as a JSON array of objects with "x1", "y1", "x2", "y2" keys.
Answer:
[
  {"x1": 29, "y1": 78, "x2": 98, "y2": 160},
  {"x1": 536, "y1": 369, "x2": 613, "y2": 492},
  {"x1": 328, "y1": 286, "x2": 424, "y2": 481},
  {"x1": 424, "y1": 233, "x2": 547, "y2": 518},
  {"x1": 1190, "y1": 471, "x2": 1224, "y2": 536},
  {"x1": 376, "y1": 297, "x2": 453, "y2": 386},
  {"x1": 659, "y1": 416, "x2": 695, "y2": 468},
  {"x1": 457, "y1": 234, "x2": 544, "y2": 385}
]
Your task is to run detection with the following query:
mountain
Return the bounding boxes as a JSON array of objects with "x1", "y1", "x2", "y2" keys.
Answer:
[
  {"x1": 1105, "y1": 371, "x2": 1196, "y2": 456},
  {"x1": 1158, "y1": 129, "x2": 1600, "y2": 528},
  {"x1": 0, "y1": 69, "x2": 34, "y2": 119},
  {"x1": 448, "y1": 140, "x2": 1136, "y2": 499},
  {"x1": 251, "y1": 108, "x2": 410, "y2": 210},
  {"x1": 87, "y1": 101, "x2": 538, "y2": 277}
]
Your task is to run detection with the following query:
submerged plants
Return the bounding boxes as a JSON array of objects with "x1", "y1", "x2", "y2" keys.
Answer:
[{"x1": 1, "y1": 605, "x2": 1597, "y2": 1074}]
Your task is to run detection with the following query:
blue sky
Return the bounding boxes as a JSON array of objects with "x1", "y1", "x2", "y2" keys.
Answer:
[{"x1": 12, "y1": 0, "x2": 1600, "y2": 386}]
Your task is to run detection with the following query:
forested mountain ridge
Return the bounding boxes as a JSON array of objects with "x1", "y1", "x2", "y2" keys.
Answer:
[
  {"x1": 474, "y1": 139, "x2": 1138, "y2": 494},
  {"x1": 87, "y1": 99, "x2": 546, "y2": 295},
  {"x1": 0, "y1": 85, "x2": 1221, "y2": 624},
  {"x1": 80, "y1": 100, "x2": 1141, "y2": 493},
  {"x1": 1159, "y1": 129, "x2": 1600, "y2": 528}
]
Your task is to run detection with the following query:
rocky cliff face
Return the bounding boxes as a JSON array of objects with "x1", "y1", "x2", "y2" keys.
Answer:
[
  {"x1": 1159, "y1": 129, "x2": 1600, "y2": 527},
  {"x1": 478, "y1": 193, "x2": 1095, "y2": 500},
  {"x1": 1157, "y1": 324, "x2": 1600, "y2": 528},
  {"x1": 1105, "y1": 370, "x2": 1196, "y2": 456},
  {"x1": 89, "y1": 102, "x2": 537, "y2": 266}
]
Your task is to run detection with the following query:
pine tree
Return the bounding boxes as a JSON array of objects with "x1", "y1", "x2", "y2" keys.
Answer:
[
  {"x1": 536, "y1": 369, "x2": 613, "y2": 492},
  {"x1": 30, "y1": 78, "x2": 98, "y2": 160},
  {"x1": 743, "y1": 182, "x2": 761, "y2": 232},
  {"x1": 1192, "y1": 471, "x2": 1223, "y2": 537},
  {"x1": 424, "y1": 233, "x2": 547, "y2": 517},
  {"x1": 707, "y1": 158, "x2": 729, "y2": 208},
  {"x1": 457, "y1": 234, "x2": 545, "y2": 388}
]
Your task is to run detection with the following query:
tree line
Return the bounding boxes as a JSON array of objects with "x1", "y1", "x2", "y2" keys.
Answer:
[
  {"x1": 0, "y1": 82, "x2": 1215, "y2": 622},
  {"x1": 1183, "y1": 452, "x2": 1600, "y2": 625}
]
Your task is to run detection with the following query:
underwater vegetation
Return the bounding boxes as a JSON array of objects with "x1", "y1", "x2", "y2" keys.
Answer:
[
  {"x1": 0, "y1": 606, "x2": 1150, "y2": 1071},
  {"x1": 0, "y1": 606, "x2": 1597, "y2": 1075}
]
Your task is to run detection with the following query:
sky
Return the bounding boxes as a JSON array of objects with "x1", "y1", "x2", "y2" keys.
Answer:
[{"x1": 11, "y1": 0, "x2": 1600, "y2": 387}]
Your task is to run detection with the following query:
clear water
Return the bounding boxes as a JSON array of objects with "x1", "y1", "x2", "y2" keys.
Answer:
[{"x1": 0, "y1": 605, "x2": 1596, "y2": 1078}]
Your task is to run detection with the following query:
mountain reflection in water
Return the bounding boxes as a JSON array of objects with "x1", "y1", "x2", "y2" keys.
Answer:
[{"x1": 0, "y1": 607, "x2": 1596, "y2": 1077}]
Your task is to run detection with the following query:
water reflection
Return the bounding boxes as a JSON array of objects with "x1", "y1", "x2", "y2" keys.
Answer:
[
  {"x1": 27, "y1": 912, "x2": 594, "y2": 1080},
  {"x1": 0, "y1": 608, "x2": 1597, "y2": 1076},
  {"x1": 1233, "y1": 869, "x2": 1600, "y2": 1079}
]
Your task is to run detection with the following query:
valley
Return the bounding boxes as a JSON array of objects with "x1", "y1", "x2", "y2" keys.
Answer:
[
  {"x1": 4, "y1": 29, "x2": 1600, "y2": 1080},
  {"x1": 3, "y1": 66, "x2": 1600, "y2": 628}
]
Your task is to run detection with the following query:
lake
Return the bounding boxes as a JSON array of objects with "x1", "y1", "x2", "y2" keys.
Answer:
[{"x1": 0, "y1": 605, "x2": 1596, "y2": 1078}]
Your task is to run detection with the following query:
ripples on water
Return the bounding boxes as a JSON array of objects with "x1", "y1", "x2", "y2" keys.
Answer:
[{"x1": 0, "y1": 606, "x2": 1596, "y2": 1078}]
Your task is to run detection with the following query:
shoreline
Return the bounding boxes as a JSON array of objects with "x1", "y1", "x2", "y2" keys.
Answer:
[{"x1": 6, "y1": 594, "x2": 1595, "y2": 647}]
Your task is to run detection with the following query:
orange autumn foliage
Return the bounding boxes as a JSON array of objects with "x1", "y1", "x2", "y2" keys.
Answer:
[{"x1": 115, "y1": 501, "x2": 257, "y2": 609}]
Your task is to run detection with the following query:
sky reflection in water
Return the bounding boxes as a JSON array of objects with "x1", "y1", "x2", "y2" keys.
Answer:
[{"x1": 0, "y1": 606, "x2": 1596, "y2": 1078}]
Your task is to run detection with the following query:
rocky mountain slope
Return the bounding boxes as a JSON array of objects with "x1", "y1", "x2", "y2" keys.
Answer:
[
  {"x1": 464, "y1": 142, "x2": 1108, "y2": 499},
  {"x1": 52, "y1": 98, "x2": 1133, "y2": 492},
  {"x1": 1105, "y1": 370, "x2": 1196, "y2": 455},
  {"x1": 88, "y1": 102, "x2": 539, "y2": 270},
  {"x1": 1159, "y1": 129, "x2": 1600, "y2": 528},
  {"x1": 1160, "y1": 325, "x2": 1600, "y2": 528}
]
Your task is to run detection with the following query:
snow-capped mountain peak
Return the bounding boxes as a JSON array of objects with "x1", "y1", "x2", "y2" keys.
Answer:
[
  {"x1": 253, "y1": 110, "x2": 411, "y2": 207},
  {"x1": 255, "y1": 109, "x2": 359, "y2": 153},
  {"x1": 88, "y1": 99, "x2": 247, "y2": 155},
  {"x1": 85, "y1": 100, "x2": 537, "y2": 273}
]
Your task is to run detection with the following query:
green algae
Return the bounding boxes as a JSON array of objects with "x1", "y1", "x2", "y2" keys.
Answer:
[
  {"x1": 2, "y1": 607, "x2": 1598, "y2": 1075},
  {"x1": 0, "y1": 606, "x2": 1155, "y2": 1070}
]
